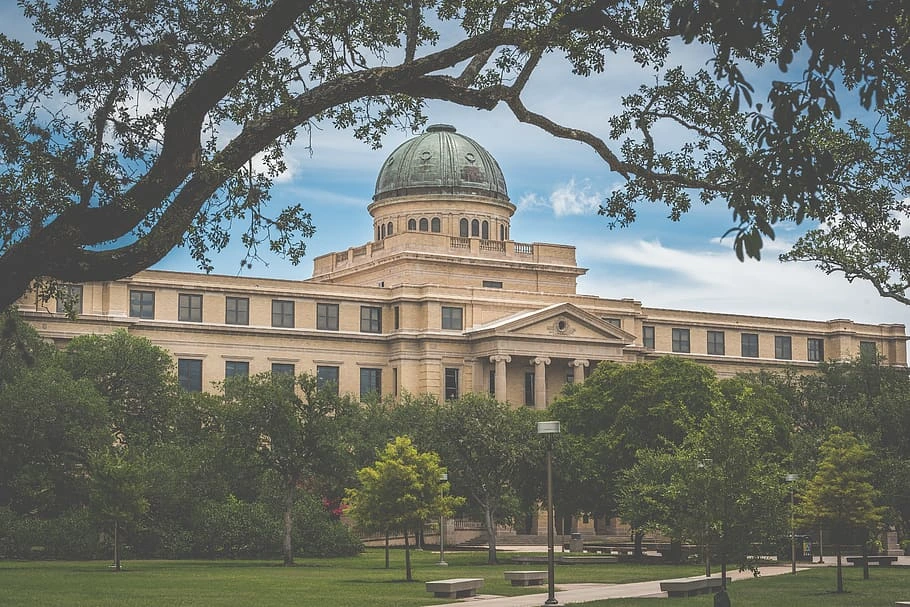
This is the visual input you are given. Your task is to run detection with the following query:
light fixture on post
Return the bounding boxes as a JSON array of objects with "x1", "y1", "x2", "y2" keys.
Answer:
[
  {"x1": 438, "y1": 472, "x2": 448, "y2": 566},
  {"x1": 537, "y1": 420, "x2": 560, "y2": 606},
  {"x1": 786, "y1": 473, "x2": 799, "y2": 574}
]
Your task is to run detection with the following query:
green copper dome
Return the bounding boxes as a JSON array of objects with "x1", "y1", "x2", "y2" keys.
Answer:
[{"x1": 373, "y1": 124, "x2": 509, "y2": 202}]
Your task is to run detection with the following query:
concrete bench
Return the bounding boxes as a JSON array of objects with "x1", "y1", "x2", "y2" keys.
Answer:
[
  {"x1": 895, "y1": 601, "x2": 910, "y2": 606},
  {"x1": 846, "y1": 556, "x2": 898, "y2": 566},
  {"x1": 660, "y1": 576, "x2": 727, "y2": 598},
  {"x1": 504, "y1": 571, "x2": 547, "y2": 586},
  {"x1": 425, "y1": 578, "x2": 484, "y2": 599},
  {"x1": 559, "y1": 555, "x2": 618, "y2": 564}
]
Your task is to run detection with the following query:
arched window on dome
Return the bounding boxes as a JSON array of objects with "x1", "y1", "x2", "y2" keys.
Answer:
[
  {"x1": 460, "y1": 218, "x2": 469, "y2": 237},
  {"x1": 387, "y1": 222, "x2": 393, "y2": 236},
  {"x1": 431, "y1": 217, "x2": 441, "y2": 233},
  {"x1": 419, "y1": 218, "x2": 429, "y2": 231},
  {"x1": 471, "y1": 219, "x2": 479, "y2": 237},
  {"x1": 499, "y1": 224, "x2": 505, "y2": 241},
  {"x1": 380, "y1": 223, "x2": 386, "y2": 239},
  {"x1": 481, "y1": 221, "x2": 489, "y2": 240},
  {"x1": 408, "y1": 218, "x2": 417, "y2": 231}
]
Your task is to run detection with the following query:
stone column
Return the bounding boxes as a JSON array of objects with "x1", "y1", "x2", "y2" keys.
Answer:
[
  {"x1": 490, "y1": 355, "x2": 511, "y2": 402},
  {"x1": 570, "y1": 359, "x2": 590, "y2": 384},
  {"x1": 533, "y1": 357, "x2": 551, "y2": 408}
]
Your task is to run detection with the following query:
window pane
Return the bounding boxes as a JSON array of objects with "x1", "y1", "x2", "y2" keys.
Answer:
[
  {"x1": 444, "y1": 368, "x2": 459, "y2": 400},
  {"x1": 272, "y1": 300, "x2": 294, "y2": 327},
  {"x1": 859, "y1": 341, "x2": 877, "y2": 358},
  {"x1": 225, "y1": 361, "x2": 249, "y2": 377},
  {"x1": 317, "y1": 303, "x2": 339, "y2": 330},
  {"x1": 225, "y1": 297, "x2": 249, "y2": 325},
  {"x1": 643, "y1": 326, "x2": 655, "y2": 349},
  {"x1": 178, "y1": 359, "x2": 202, "y2": 392},
  {"x1": 56, "y1": 285, "x2": 83, "y2": 314},
  {"x1": 431, "y1": 217, "x2": 441, "y2": 232},
  {"x1": 774, "y1": 336, "x2": 792, "y2": 360},
  {"x1": 524, "y1": 372, "x2": 535, "y2": 407},
  {"x1": 442, "y1": 306, "x2": 463, "y2": 330},
  {"x1": 807, "y1": 338, "x2": 824, "y2": 362},
  {"x1": 359, "y1": 368, "x2": 381, "y2": 398},
  {"x1": 671, "y1": 328, "x2": 690, "y2": 353},
  {"x1": 419, "y1": 218, "x2": 429, "y2": 231},
  {"x1": 317, "y1": 365, "x2": 340, "y2": 395},
  {"x1": 360, "y1": 306, "x2": 381, "y2": 333},
  {"x1": 271, "y1": 363, "x2": 295, "y2": 375},
  {"x1": 741, "y1": 333, "x2": 758, "y2": 357},
  {"x1": 129, "y1": 290, "x2": 155, "y2": 319},
  {"x1": 178, "y1": 294, "x2": 202, "y2": 322},
  {"x1": 707, "y1": 331, "x2": 725, "y2": 355}
]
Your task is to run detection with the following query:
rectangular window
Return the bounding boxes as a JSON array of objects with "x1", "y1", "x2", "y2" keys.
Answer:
[
  {"x1": 603, "y1": 317, "x2": 622, "y2": 328},
  {"x1": 129, "y1": 290, "x2": 155, "y2": 319},
  {"x1": 271, "y1": 363, "x2": 295, "y2": 375},
  {"x1": 316, "y1": 303, "x2": 339, "y2": 331},
  {"x1": 393, "y1": 306, "x2": 400, "y2": 330},
  {"x1": 489, "y1": 370, "x2": 496, "y2": 396},
  {"x1": 671, "y1": 328, "x2": 690, "y2": 353},
  {"x1": 225, "y1": 360, "x2": 249, "y2": 378},
  {"x1": 225, "y1": 297, "x2": 249, "y2": 325},
  {"x1": 177, "y1": 359, "x2": 202, "y2": 392},
  {"x1": 317, "y1": 365, "x2": 340, "y2": 395},
  {"x1": 524, "y1": 372, "x2": 535, "y2": 407},
  {"x1": 272, "y1": 300, "x2": 295, "y2": 328},
  {"x1": 807, "y1": 338, "x2": 824, "y2": 362},
  {"x1": 359, "y1": 368, "x2": 381, "y2": 398},
  {"x1": 482, "y1": 280, "x2": 503, "y2": 289},
  {"x1": 442, "y1": 306, "x2": 463, "y2": 330},
  {"x1": 775, "y1": 336, "x2": 792, "y2": 360},
  {"x1": 56, "y1": 284, "x2": 83, "y2": 314},
  {"x1": 178, "y1": 293, "x2": 203, "y2": 322},
  {"x1": 860, "y1": 341, "x2": 877, "y2": 358},
  {"x1": 444, "y1": 368, "x2": 459, "y2": 400},
  {"x1": 642, "y1": 326, "x2": 655, "y2": 349},
  {"x1": 741, "y1": 333, "x2": 759, "y2": 357},
  {"x1": 360, "y1": 306, "x2": 382, "y2": 333},
  {"x1": 707, "y1": 331, "x2": 725, "y2": 355}
]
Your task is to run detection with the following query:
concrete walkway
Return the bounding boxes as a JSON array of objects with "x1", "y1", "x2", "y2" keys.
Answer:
[{"x1": 426, "y1": 564, "x2": 800, "y2": 606}]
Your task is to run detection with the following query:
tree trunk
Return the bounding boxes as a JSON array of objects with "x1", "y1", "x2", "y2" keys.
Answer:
[
  {"x1": 404, "y1": 529, "x2": 412, "y2": 582},
  {"x1": 113, "y1": 521, "x2": 121, "y2": 572},
  {"x1": 283, "y1": 479, "x2": 295, "y2": 565},
  {"x1": 835, "y1": 543, "x2": 844, "y2": 593},
  {"x1": 484, "y1": 506, "x2": 498, "y2": 564},
  {"x1": 633, "y1": 529, "x2": 644, "y2": 560},
  {"x1": 384, "y1": 531, "x2": 390, "y2": 569},
  {"x1": 862, "y1": 540, "x2": 869, "y2": 580}
]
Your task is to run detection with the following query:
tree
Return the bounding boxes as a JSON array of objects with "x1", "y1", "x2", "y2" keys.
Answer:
[
  {"x1": 222, "y1": 371, "x2": 359, "y2": 565},
  {"x1": 1, "y1": 1, "x2": 908, "y2": 309},
  {"x1": 797, "y1": 428, "x2": 884, "y2": 593},
  {"x1": 62, "y1": 331, "x2": 178, "y2": 446},
  {"x1": 345, "y1": 436, "x2": 461, "y2": 581},
  {"x1": 549, "y1": 357, "x2": 720, "y2": 530},
  {"x1": 428, "y1": 394, "x2": 540, "y2": 564},
  {"x1": 88, "y1": 446, "x2": 149, "y2": 572}
]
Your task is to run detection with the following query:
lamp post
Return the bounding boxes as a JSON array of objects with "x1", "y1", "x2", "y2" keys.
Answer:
[
  {"x1": 817, "y1": 526, "x2": 824, "y2": 564},
  {"x1": 438, "y1": 472, "x2": 448, "y2": 566},
  {"x1": 697, "y1": 459, "x2": 712, "y2": 578},
  {"x1": 538, "y1": 421, "x2": 560, "y2": 606},
  {"x1": 786, "y1": 473, "x2": 799, "y2": 574}
]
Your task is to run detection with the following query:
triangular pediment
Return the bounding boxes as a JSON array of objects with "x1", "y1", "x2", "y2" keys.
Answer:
[{"x1": 466, "y1": 302, "x2": 635, "y2": 344}]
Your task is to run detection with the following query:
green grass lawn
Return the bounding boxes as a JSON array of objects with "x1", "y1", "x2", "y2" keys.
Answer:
[{"x1": 1, "y1": 550, "x2": 907, "y2": 607}]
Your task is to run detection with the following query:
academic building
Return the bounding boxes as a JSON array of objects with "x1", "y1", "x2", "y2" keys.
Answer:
[{"x1": 17, "y1": 124, "x2": 908, "y2": 404}]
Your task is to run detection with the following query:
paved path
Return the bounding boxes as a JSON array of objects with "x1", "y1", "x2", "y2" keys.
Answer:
[{"x1": 426, "y1": 565, "x2": 799, "y2": 606}]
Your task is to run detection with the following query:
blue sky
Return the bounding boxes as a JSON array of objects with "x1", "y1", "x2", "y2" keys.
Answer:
[
  {"x1": 157, "y1": 66, "x2": 910, "y2": 330},
  {"x1": 3, "y1": 3, "x2": 905, "y2": 329}
]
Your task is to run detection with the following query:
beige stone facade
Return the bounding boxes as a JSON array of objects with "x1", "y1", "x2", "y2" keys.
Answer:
[{"x1": 16, "y1": 125, "x2": 909, "y2": 405}]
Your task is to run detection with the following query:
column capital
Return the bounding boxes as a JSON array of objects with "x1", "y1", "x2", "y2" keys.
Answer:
[
  {"x1": 490, "y1": 354, "x2": 512, "y2": 364},
  {"x1": 533, "y1": 356, "x2": 551, "y2": 366},
  {"x1": 570, "y1": 359, "x2": 590, "y2": 369}
]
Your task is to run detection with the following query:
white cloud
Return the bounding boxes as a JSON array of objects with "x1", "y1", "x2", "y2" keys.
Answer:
[{"x1": 519, "y1": 178, "x2": 605, "y2": 216}]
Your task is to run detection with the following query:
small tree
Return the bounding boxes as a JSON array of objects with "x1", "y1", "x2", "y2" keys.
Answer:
[
  {"x1": 345, "y1": 437, "x2": 462, "y2": 581},
  {"x1": 89, "y1": 447, "x2": 148, "y2": 571},
  {"x1": 797, "y1": 428, "x2": 884, "y2": 593}
]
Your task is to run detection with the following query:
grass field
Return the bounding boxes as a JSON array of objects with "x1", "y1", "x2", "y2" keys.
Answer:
[{"x1": 1, "y1": 549, "x2": 907, "y2": 607}]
